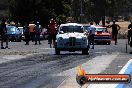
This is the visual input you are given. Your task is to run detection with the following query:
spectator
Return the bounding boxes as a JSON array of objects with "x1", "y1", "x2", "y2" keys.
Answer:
[
  {"x1": 23, "y1": 22, "x2": 30, "y2": 45},
  {"x1": 128, "y1": 21, "x2": 132, "y2": 45},
  {"x1": 88, "y1": 22, "x2": 96, "y2": 49},
  {"x1": 34, "y1": 22, "x2": 41, "y2": 45},
  {"x1": 29, "y1": 22, "x2": 35, "y2": 42},
  {"x1": 0, "y1": 19, "x2": 9, "y2": 49},
  {"x1": 48, "y1": 18, "x2": 58, "y2": 48},
  {"x1": 109, "y1": 20, "x2": 120, "y2": 45}
]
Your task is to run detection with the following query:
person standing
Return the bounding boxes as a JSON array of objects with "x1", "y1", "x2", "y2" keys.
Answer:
[
  {"x1": 109, "y1": 20, "x2": 121, "y2": 45},
  {"x1": 48, "y1": 18, "x2": 57, "y2": 48},
  {"x1": 88, "y1": 22, "x2": 96, "y2": 49},
  {"x1": 34, "y1": 22, "x2": 41, "y2": 45},
  {"x1": 0, "y1": 19, "x2": 9, "y2": 49},
  {"x1": 128, "y1": 21, "x2": 132, "y2": 45},
  {"x1": 29, "y1": 22, "x2": 35, "y2": 42},
  {"x1": 23, "y1": 23, "x2": 30, "y2": 45}
]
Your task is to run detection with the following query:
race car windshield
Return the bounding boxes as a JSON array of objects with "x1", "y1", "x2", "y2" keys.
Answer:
[
  {"x1": 7, "y1": 27, "x2": 17, "y2": 32},
  {"x1": 60, "y1": 26, "x2": 84, "y2": 33}
]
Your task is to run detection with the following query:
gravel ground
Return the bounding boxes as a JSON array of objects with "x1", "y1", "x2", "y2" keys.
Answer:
[
  {"x1": 0, "y1": 39, "x2": 131, "y2": 56},
  {"x1": 0, "y1": 39, "x2": 131, "y2": 88},
  {"x1": 0, "y1": 40, "x2": 52, "y2": 56}
]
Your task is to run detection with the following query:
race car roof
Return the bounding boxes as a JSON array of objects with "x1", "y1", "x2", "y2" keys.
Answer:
[{"x1": 60, "y1": 23, "x2": 83, "y2": 27}]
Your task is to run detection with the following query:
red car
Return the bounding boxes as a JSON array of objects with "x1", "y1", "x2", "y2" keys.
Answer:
[{"x1": 94, "y1": 26, "x2": 112, "y2": 45}]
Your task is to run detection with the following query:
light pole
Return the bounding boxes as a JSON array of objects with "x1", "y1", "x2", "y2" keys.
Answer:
[{"x1": 80, "y1": 0, "x2": 84, "y2": 23}]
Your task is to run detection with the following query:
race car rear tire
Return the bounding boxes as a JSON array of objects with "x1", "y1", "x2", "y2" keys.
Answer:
[
  {"x1": 55, "y1": 48, "x2": 60, "y2": 55},
  {"x1": 18, "y1": 36, "x2": 22, "y2": 42},
  {"x1": 130, "y1": 41, "x2": 132, "y2": 47},
  {"x1": 107, "y1": 42, "x2": 111, "y2": 45},
  {"x1": 82, "y1": 49, "x2": 88, "y2": 55}
]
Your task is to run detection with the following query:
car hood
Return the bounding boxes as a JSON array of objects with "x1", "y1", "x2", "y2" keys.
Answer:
[{"x1": 57, "y1": 33, "x2": 86, "y2": 39}]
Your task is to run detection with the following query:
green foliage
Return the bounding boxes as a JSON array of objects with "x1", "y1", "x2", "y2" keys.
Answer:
[
  {"x1": 7, "y1": 0, "x2": 132, "y2": 25},
  {"x1": 9, "y1": 0, "x2": 71, "y2": 27}
]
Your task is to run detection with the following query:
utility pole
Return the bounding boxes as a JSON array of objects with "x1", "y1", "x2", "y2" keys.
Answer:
[
  {"x1": 80, "y1": 0, "x2": 84, "y2": 23},
  {"x1": 70, "y1": 0, "x2": 72, "y2": 17},
  {"x1": 102, "y1": 0, "x2": 106, "y2": 26}
]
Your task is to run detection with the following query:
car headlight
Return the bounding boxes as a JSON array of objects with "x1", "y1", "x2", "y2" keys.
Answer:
[{"x1": 58, "y1": 37, "x2": 63, "y2": 41}]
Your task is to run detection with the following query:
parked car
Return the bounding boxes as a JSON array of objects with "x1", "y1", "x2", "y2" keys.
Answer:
[
  {"x1": 6, "y1": 26, "x2": 22, "y2": 42},
  {"x1": 94, "y1": 26, "x2": 112, "y2": 45},
  {"x1": 18, "y1": 27, "x2": 24, "y2": 40},
  {"x1": 55, "y1": 23, "x2": 89, "y2": 55}
]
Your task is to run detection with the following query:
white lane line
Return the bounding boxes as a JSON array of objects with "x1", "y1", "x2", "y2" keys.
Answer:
[
  {"x1": 87, "y1": 59, "x2": 132, "y2": 88},
  {"x1": 119, "y1": 59, "x2": 132, "y2": 74},
  {"x1": 115, "y1": 59, "x2": 132, "y2": 88}
]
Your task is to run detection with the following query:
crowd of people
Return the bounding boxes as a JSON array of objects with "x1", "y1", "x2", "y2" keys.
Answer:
[
  {"x1": 22, "y1": 18, "x2": 58, "y2": 47},
  {"x1": 0, "y1": 18, "x2": 58, "y2": 49},
  {"x1": 0, "y1": 18, "x2": 132, "y2": 51},
  {"x1": 23, "y1": 21, "x2": 42, "y2": 45}
]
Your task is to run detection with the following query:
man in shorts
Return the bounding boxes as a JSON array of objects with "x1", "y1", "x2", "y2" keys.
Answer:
[
  {"x1": 109, "y1": 20, "x2": 120, "y2": 45},
  {"x1": 0, "y1": 19, "x2": 9, "y2": 49}
]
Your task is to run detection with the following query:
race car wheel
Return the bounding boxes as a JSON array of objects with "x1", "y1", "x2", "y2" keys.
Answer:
[
  {"x1": 55, "y1": 48, "x2": 60, "y2": 55},
  {"x1": 107, "y1": 42, "x2": 111, "y2": 45},
  {"x1": 82, "y1": 49, "x2": 88, "y2": 55},
  {"x1": 18, "y1": 36, "x2": 22, "y2": 42}
]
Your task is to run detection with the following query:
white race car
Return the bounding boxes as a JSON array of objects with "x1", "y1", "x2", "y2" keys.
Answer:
[{"x1": 55, "y1": 23, "x2": 89, "y2": 55}]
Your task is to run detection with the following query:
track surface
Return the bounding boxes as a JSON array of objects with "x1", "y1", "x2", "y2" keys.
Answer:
[{"x1": 0, "y1": 39, "x2": 131, "y2": 88}]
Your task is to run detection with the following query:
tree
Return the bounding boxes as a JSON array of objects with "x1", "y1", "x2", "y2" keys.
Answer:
[
  {"x1": 8, "y1": 0, "x2": 132, "y2": 26},
  {"x1": 9, "y1": 0, "x2": 71, "y2": 27}
]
